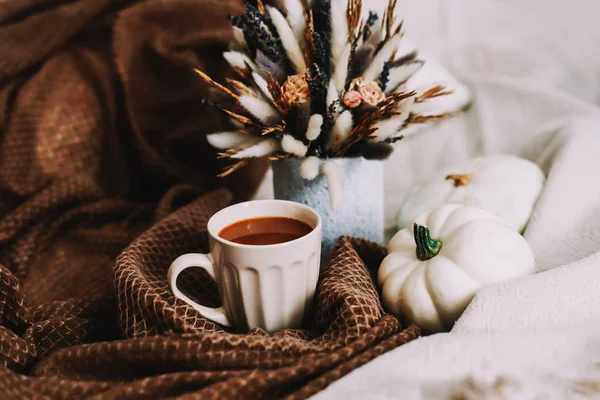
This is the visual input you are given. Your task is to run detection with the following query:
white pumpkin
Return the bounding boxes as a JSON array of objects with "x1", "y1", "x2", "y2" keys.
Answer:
[
  {"x1": 396, "y1": 155, "x2": 545, "y2": 233},
  {"x1": 380, "y1": 204, "x2": 535, "y2": 333}
]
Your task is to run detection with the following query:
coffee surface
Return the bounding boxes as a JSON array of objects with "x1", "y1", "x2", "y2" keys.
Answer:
[{"x1": 219, "y1": 217, "x2": 313, "y2": 245}]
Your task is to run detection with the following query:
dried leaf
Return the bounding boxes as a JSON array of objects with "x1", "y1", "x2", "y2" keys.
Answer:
[
  {"x1": 266, "y1": 73, "x2": 290, "y2": 114},
  {"x1": 415, "y1": 85, "x2": 454, "y2": 102},
  {"x1": 193, "y1": 68, "x2": 239, "y2": 100},
  {"x1": 220, "y1": 108, "x2": 258, "y2": 126},
  {"x1": 261, "y1": 124, "x2": 286, "y2": 135},
  {"x1": 388, "y1": 50, "x2": 418, "y2": 68},
  {"x1": 268, "y1": 153, "x2": 288, "y2": 161},
  {"x1": 346, "y1": 0, "x2": 362, "y2": 37},
  {"x1": 304, "y1": 10, "x2": 316, "y2": 66},
  {"x1": 404, "y1": 112, "x2": 453, "y2": 126},
  {"x1": 384, "y1": 0, "x2": 399, "y2": 41},
  {"x1": 256, "y1": 0, "x2": 265, "y2": 13},
  {"x1": 217, "y1": 159, "x2": 250, "y2": 178},
  {"x1": 334, "y1": 90, "x2": 416, "y2": 155}
]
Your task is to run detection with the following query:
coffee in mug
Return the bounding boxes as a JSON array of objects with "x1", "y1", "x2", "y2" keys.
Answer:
[
  {"x1": 168, "y1": 200, "x2": 322, "y2": 333},
  {"x1": 219, "y1": 217, "x2": 313, "y2": 245}
]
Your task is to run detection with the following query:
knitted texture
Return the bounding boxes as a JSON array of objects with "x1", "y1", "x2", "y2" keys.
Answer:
[{"x1": 0, "y1": 0, "x2": 419, "y2": 398}]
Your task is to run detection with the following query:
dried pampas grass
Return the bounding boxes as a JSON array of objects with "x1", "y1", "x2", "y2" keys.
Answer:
[
  {"x1": 197, "y1": 0, "x2": 462, "y2": 188},
  {"x1": 281, "y1": 134, "x2": 308, "y2": 156}
]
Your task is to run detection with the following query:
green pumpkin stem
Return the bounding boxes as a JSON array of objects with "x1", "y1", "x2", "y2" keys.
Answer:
[{"x1": 413, "y1": 223, "x2": 442, "y2": 261}]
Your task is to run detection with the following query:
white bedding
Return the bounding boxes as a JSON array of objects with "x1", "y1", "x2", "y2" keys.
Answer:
[
  {"x1": 257, "y1": 0, "x2": 600, "y2": 397},
  {"x1": 309, "y1": 0, "x2": 600, "y2": 398}
]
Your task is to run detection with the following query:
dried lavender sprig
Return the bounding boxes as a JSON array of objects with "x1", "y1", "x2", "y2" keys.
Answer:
[
  {"x1": 383, "y1": 135, "x2": 404, "y2": 143},
  {"x1": 378, "y1": 61, "x2": 390, "y2": 91},
  {"x1": 312, "y1": 0, "x2": 332, "y2": 78},
  {"x1": 306, "y1": 64, "x2": 328, "y2": 156},
  {"x1": 228, "y1": 14, "x2": 258, "y2": 56},
  {"x1": 307, "y1": 63, "x2": 328, "y2": 116},
  {"x1": 363, "y1": 12, "x2": 378, "y2": 42},
  {"x1": 237, "y1": 17, "x2": 261, "y2": 57},
  {"x1": 228, "y1": 14, "x2": 243, "y2": 28},
  {"x1": 244, "y1": 4, "x2": 281, "y2": 63},
  {"x1": 318, "y1": 98, "x2": 340, "y2": 155},
  {"x1": 257, "y1": 5, "x2": 293, "y2": 73},
  {"x1": 345, "y1": 37, "x2": 359, "y2": 90},
  {"x1": 312, "y1": 30, "x2": 328, "y2": 75}
]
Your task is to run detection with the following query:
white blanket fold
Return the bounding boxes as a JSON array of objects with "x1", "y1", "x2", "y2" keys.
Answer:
[{"x1": 309, "y1": 0, "x2": 600, "y2": 398}]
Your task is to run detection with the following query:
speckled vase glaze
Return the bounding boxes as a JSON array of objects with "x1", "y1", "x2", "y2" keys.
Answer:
[{"x1": 272, "y1": 157, "x2": 384, "y2": 263}]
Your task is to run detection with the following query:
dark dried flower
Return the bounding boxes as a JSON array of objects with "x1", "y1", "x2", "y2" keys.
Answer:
[{"x1": 360, "y1": 141, "x2": 394, "y2": 160}]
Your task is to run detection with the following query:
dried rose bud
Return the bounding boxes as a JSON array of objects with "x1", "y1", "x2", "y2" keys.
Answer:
[
  {"x1": 356, "y1": 79, "x2": 385, "y2": 106},
  {"x1": 343, "y1": 90, "x2": 362, "y2": 108},
  {"x1": 282, "y1": 74, "x2": 310, "y2": 105}
]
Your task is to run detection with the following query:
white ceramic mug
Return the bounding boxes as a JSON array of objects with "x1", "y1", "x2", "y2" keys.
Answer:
[{"x1": 168, "y1": 200, "x2": 322, "y2": 333}]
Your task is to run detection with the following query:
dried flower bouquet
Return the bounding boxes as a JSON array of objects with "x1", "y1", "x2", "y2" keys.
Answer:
[{"x1": 196, "y1": 0, "x2": 457, "y2": 189}]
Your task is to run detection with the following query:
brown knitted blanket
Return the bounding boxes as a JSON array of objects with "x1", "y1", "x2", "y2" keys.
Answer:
[{"x1": 0, "y1": 0, "x2": 419, "y2": 398}]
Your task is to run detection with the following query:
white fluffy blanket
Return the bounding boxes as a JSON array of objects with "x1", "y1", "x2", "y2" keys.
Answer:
[{"x1": 306, "y1": 0, "x2": 600, "y2": 398}]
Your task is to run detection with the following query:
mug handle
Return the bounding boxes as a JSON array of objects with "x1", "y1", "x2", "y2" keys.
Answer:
[{"x1": 167, "y1": 253, "x2": 231, "y2": 327}]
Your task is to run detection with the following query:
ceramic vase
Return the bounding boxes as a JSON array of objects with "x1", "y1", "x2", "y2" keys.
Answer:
[{"x1": 272, "y1": 157, "x2": 384, "y2": 263}]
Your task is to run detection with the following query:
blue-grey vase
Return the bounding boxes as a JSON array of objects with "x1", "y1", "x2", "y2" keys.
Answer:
[{"x1": 272, "y1": 157, "x2": 384, "y2": 263}]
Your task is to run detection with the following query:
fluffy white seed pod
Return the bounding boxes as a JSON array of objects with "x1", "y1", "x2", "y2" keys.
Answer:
[
  {"x1": 328, "y1": 110, "x2": 353, "y2": 149},
  {"x1": 230, "y1": 138, "x2": 280, "y2": 159},
  {"x1": 362, "y1": 33, "x2": 403, "y2": 81},
  {"x1": 252, "y1": 72, "x2": 274, "y2": 101},
  {"x1": 332, "y1": 43, "x2": 352, "y2": 91},
  {"x1": 238, "y1": 96, "x2": 279, "y2": 124},
  {"x1": 370, "y1": 117, "x2": 405, "y2": 142},
  {"x1": 371, "y1": 97, "x2": 414, "y2": 141},
  {"x1": 223, "y1": 51, "x2": 256, "y2": 71},
  {"x1": 283, "y1": 0, "x2": 306, "y2": 44},
  {"x1": 322, "y1": 161, "x2": 342, "y2": 211},
  {"x1": 330, "y1": 0, "x2": 348, "y2": 63},
  {"x1": 231, "y1": 27, "x2": 247, "y2": 49},
  {"x1": 268, "y1": 6, "x2": 307, "y2": 74},
  {"x1": 409, "y1": 81, "x2": 465, "y2": 117},
  {"x1": 281, "y1": 134, "x2": 308, "y2": 157},
  {"x1": 300, "y1": 156, "x2": 320, "y2": 180},
  {"x1": 206, "y1": 131, "x2": 258, "y2": 149},
  {"x1": 385, "y1": 61, "x2": 424, "y2": 93},
  {"x1": 305, "y1": 114, "x2": 324, "y2": 141},
  {"x1": 326, "y1": 79, "x2": 339, "y2": 120}
]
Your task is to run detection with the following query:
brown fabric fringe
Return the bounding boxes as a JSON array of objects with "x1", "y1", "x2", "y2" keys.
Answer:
[{"x1": 0, "y1": 0, "x2": 419, "y2": 398}]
